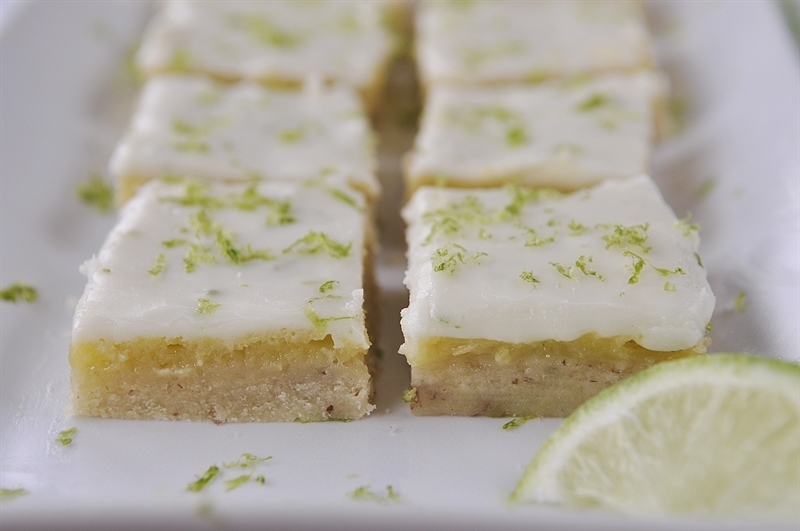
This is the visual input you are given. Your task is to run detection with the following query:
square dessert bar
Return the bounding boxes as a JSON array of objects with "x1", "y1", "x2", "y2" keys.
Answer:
[
  {"x1": 110, "y1": 75, "x2": 379, "y2": 206},
  {"x1": 416, "y1": 0, "x2": 654, "y2": 87},
  {"x1": 401, "y1": 175, "x2": 715, "y2": 417},
  {"x1": 136, "y1": 0, "x2": 399, "y2": 111},
  {"x1": 405, "y1": 72, "x2": 667, "y2": 195},
  {"x1": 70, "y1": 177, "x2": 375, "y2": 422}
]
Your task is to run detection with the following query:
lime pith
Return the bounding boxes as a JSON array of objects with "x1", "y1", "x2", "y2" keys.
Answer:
[{"x1": 511, "y1": 354, "x2": 800, "y2": 520}]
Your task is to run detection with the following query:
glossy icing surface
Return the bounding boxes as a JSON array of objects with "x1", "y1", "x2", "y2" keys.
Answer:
[
  {"x1": 417, "y1": 0, "x2": 653, "y2": 85},
  {"x1": 137, "y1": 0, "x2": 394, "y2": 89},
  {"x1": 72, "y1": 178, "x2": 369, "y2": 350},
  {"x1": 110, "y1": 75, "x2": 379, "y2": 198},
  {"x1": 401, "y1": 176, "x2": 715, "y2": 359},
  {"x1": 407, "y1": 72, "x2": 664, "y2": 190}
]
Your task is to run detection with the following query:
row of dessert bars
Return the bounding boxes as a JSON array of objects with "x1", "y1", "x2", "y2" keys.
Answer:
[
  {"x1": 69, "y1": 1, "x2": 406, "y2": 422},
  {"x1": 398, "y1": 1, "x2": 716, "y2": 417}
]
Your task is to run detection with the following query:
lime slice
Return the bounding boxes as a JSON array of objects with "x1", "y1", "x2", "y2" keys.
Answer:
[{"x1": 511, "y1": 354, "x2": 800, "y2": 519}]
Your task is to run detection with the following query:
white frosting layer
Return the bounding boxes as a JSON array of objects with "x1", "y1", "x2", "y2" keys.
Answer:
[
  {"x1": 110, "y1": 75, "x2": 379, "y2": 198},
  {"x1": 417, "y1": 0, "x2": 653, "y2": 85},
  {"x1": 407, "y1": 72, "x2": 664, "y2": 191},
  {"x1": 72, "y1": 178, "x2": 370, "y2": 350},
  {"x1": 401, "y1": 176, "x2": 715, "y2": 359},
  {"x1": 137, "y1": 0, "x2": 395, "y2": 90}
]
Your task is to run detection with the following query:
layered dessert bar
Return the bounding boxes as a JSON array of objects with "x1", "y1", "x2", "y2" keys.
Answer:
[
  {"x1": 405, "y1": 72, "x2": 666, "y2": 195},
  {"x1": 70, "y1": 177, "x2": 375, "y2": 422},
  {"x1": 416, "y1": 0, "x2": 654, "y2": 87},
  {"x1": 136, "y1": 0, "x2": 399, "y2": 111},
  {"x1": 110, "y1": 75, "x2": 379, "y2": 206},
  {"x1": 400, "y1": 175, "x2": 714, "y2": 417}
]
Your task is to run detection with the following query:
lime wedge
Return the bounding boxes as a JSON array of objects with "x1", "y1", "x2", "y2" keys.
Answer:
[{"x1": 511, "y1": 354, "x2": 800, "y2": 520}]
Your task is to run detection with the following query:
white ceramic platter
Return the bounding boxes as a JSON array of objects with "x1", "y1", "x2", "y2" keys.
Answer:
[{"x1": 1, "y1": 1, "x2": 798, "y2": 529}]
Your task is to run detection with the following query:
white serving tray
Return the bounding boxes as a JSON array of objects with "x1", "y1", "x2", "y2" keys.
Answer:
[{"x1": 1, "y1": 1, "x2": 797, "y2": 529}]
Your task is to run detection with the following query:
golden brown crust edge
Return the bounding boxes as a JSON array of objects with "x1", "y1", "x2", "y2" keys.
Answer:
[{"x1": 405, "y1": 335, "x2": 708, "y2": 418}]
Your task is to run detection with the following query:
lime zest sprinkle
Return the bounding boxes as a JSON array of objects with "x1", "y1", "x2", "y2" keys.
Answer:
[
  {"x1": 223, "y1": 453, "x2": 272, "y2": 469},
  {"x1": 402, "y1": 388, "x2": 417, "y2": 404},
  {"x1": 303, "y1": 305, "x2": 351, "y2": 332},
  {"x1": 520, "y1": 270, "x2": 540, "y2": 287},
  {"x1": 432, "y1": 243, "x2": 488, "y2": 274},
  {"x1": 172, "y1": 119, "x2": 212, "y2": 137},
  {"x1": 76, "y1": 173, "x2": 114, "y2": 213},
  {"x1": 675, "y1": 213, "x2": 700, "y2": 237},
  {"x1": 196, "y1": 298, "x2": 221, "y2": 314},
  {"x1": 695, "y1": 252, "x2": 704, "y2": 268},
  {"x1": 567, "y1": 219, "x2": 587, "y2": 235},
  {"x1": 601, "y1": 223, "x2": 651, "y2": 253},
  {"x1": 279, "y1": 127, "x2": 305, "y2": 143},
  {"x1": 523, "y1": 227, "x2": 555, "y2": 247},
  {"x1": 327, "y1": 188, "x2": 362, "y2": 211},
  {"x1": 347, "y1": 485, "x2": 401, "y2": 503},
  {"x1": 148, "y1": 253, "x2": 167, "y2": 276},
  {"x1": 283, "y1": 231, "x2": 351, "y2": 259},
  {"x1": 669, "y1": 96, "x2": 689, "y2": 134},
  {"x1": 525, "y1": 69, "x2": 551, "y2": 84},
  {"x1": 422, "y1": 194, "x2": 490, "y2": 244},
  {"x1": 187, "y1": 465, "x2": 220, "y2": 492},
  {"x1": 215, "y1": 231, "x2": 275, "y2": 264},
  {"x1": 734, "y1": 291, "x2": 747, "y2": 312},
  {"x1": 226, "y1": 184, "x2": 295, "y2": 224},
  {"x1": 169, "y1": 48, "x2": 192, "y2": 71},
  {"x1": 622, "y1": 251, "x2": 684, "y2": 285},
  {"x1": 577, "y1": 93, "x2": 610, "y2": 112},
  {"x1": 574, "y1": 255, "x2": 604, "y2": 281},
  {"x1": 550, "y1": 261, "x2": 575, "y2": 280},
  {"x1": 1, "y1": 283, "x2": 38, "y2": 303},
  {"x1": 502, "y1": 416, "x2": 538, "y2": 431},
  {"x1": 55, "y1": 427, "x2": 77, "y2": 446},
  {"x1": 664, "y1": 282, "x2": 677, "y2": 292},
  {"x1": 162, "y1": 238, "x2": 188, "y2": 249},
  {"x1": 695, "y1": 178, "x2": 716, "y2": 200},
  {"x1": 502, "y1": 183, "x2": 560, "y2": 220},
  {"x1": 506, "y1": 125, "x2": 528, "y2": 147},
  {"x1": 386, "y1": 485, "x2": 401, "y2": 502},
  {"x1": 623, "y1": 251, "x2": 646, "y2": 285},
  {"x1": 224, "y1": 474, "x2": 252, "y2": 492},
  {"x1": 0, "y1": 488, "x2": 29, "y2": 500},
  {"x1": 319, "y1": 280, "x2": 339, "y2": 293}
]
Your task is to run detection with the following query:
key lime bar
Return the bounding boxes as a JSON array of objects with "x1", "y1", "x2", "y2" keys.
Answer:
[
  {"x1": 70, "y1": 177, "x2": 375, "y2": 422},
  {"x1": 110, "y1": 75, "x2": 379, "y2": 206},
  {"x1": 405, "y1": 72, "x2": 666, "y2": 195},
  {"x1": 400, "y1": 175, "x2": 714, "y2": 417},
  {"x1": 136, "y1": 0, "x2": 398, "y2": 111},
  {"x1": 416, "y1": 0, "x2": 654, "y2": 87}
]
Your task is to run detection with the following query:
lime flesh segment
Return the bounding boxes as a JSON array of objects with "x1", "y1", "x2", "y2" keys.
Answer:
[{"x1": 511, "y1": 354, "x2": 800, "y2": 519}]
